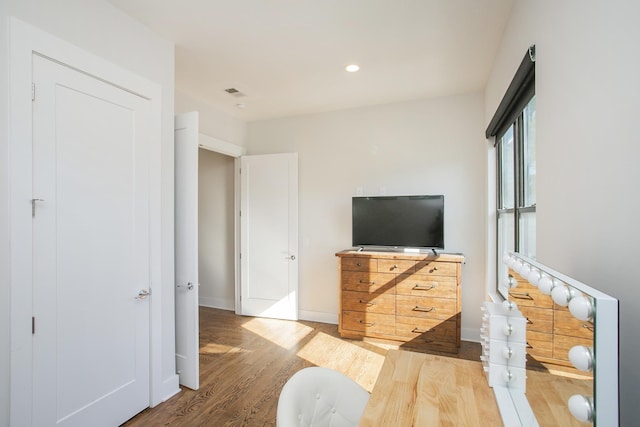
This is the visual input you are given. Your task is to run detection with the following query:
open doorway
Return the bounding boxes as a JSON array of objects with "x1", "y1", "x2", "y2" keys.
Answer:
[
  {"x1": 175, "y1": 111, "x2": 245, "y2": 390},
  {"x1": 175, "y1": 112, "x2": 298, "y2": 391},
  {"x1": 198, "y1": 148, "x2": 236, "y2": 311}
]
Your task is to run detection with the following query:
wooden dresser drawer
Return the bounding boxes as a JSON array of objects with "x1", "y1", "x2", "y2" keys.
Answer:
[
  {"x1": 414, "y1": 260, "x2": 457, "y2": 276},
  {"x1": 395, "y1": 317, "x2": 457, "y2": 343},
  {"x1": 508, "y1": 283, "x2": 553, "y2": 309},
  {"x1": 341, "y1": 310, "x2": 395, "y2": 336},
  {"x1": 553, "y1": 335, "x2": 594, "y2": 362},
  {"x1": 554, "y1": 307, "x2": 594, "y2": 340},
  {"x1": 342, "y1": 290, "x2": 395, "y2": 314},
  {"x1": 519, "y1": 305, "x2": 553, "y2": 334},
  {"x1": 396, "y1": 295, "x2": 457, "y2": 320},
  {"x1": 527, "y1": 330, "x2": 553, "y2": 359},
  {"x1": 377, "y1": 259, "x2": 414, "y2": 274},
  {"x1": 341, "y1": 271, "x2": 396, "y2": 293},
  {"x1": 396, "y1": 274, "x2": 457, "y2": 298},
  {"x1": 342, "y1": 257, "x2": 376, "y2": 272}
]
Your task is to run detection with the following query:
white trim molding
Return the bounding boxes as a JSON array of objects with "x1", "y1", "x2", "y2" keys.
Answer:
[
  {"x1": 199, "y1": 132, "x2": 246, "y2": 158},
  {"x1": 299, "y1": 310, "x2": 338, "y2": 325}
]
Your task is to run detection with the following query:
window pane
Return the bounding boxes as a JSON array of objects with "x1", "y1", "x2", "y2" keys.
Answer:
[
  {"x1": 497, "y1": 212, "x2": 515, "y2": 290},
  {"x1": 499, "y1": 125, "x2": 515, "y2": 209},
  {"x1": 495, "y1": 93, "x2": 535, "y2": 295},
  {"x1": 519, "y1": 211, "x2": 536, "y2": 259},
  {"x1": 523, "y1": 96, "x2": 536, "y2": 207}
]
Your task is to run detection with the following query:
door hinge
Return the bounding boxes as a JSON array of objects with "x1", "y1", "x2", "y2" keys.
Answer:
[
  {"x1": 32, "y1": 316, "x2": 35, "y2": 334},
  {"x1": 32, "y1": 83, "x2": 35, "y2": 101}
]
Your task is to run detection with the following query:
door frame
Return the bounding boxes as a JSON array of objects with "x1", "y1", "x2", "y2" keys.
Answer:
[
  {"x1": 8, "y1": 17, "x2": 164, "y2": 425},
  {"x1": 196, "y1": 132, "x2": 245, "y2": 314},
  {"x1": 173, "y1": 123, "x2": 245, "y2": 392}
]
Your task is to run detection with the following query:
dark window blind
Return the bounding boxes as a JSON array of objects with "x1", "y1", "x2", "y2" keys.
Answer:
[{"x1": 486, "y1": 46, "x2": 535, "y2": 140}]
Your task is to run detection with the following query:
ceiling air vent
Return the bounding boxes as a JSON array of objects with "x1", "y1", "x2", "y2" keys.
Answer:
[{"x1": 224, "y1": 87, "x2": 246, "y2": 98}]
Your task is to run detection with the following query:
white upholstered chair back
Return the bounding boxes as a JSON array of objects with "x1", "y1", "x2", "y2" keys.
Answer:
[{"x1": 276, "y1": 367, "x2": 370, "y2": 427}]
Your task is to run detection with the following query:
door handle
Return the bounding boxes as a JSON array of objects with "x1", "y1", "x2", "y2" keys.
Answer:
[
  {"x1": 135, "y1": 289, "x2": 150, "y2": 299},
  {"x1": 31, "y1": 198, "x2": 45, "y2": 217},
  {"x1": 177, "y1": 282, "x2": 194, "y2": 291},
  {"x1": 290, "y1": 255, "x2": 296, "y2": 261}
]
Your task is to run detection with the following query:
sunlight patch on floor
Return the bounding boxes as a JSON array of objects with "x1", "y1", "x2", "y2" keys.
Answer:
[
  {"x1": 200, "y1": 342, "x2": 251, "y2": 355},
  {"x1": 542, "y1": 367, "x2": 593, "y2": 380},
  {"x1": 241, "y1": 317, "x2": 314, "y2": 350},
  {"x1": 296, "y1": 331, "x2": 386, "y2": 392}
]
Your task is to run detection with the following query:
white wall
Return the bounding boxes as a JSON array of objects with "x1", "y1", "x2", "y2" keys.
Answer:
[
  {"x1": 198, "y1": 149, "x2": 236, "y2": 310},
  {"x1": 247, "y1": 94, "x2": 487, "y2": 337},
  {"x1": 176, "y1": 90, "x2": 247, "y2": 147},
  {"x1": 0, "y1": 3, "x2": 9, "y2": 423},
  {"x1": 0, "y1": 1, "x2": 175, "y2": 425},
  {"x1": 485, "y1": 0, "x2": 640, "y2": 424}
]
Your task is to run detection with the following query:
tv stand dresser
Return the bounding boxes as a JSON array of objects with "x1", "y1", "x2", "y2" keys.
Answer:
[{"x1": 336, "y1": 250, "x2": 464, "y2": 353}]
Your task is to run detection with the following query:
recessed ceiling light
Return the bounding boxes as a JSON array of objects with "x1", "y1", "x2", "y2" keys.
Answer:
[{"x1": 345, "y1": 64, "x2": 360, "y2": 73}]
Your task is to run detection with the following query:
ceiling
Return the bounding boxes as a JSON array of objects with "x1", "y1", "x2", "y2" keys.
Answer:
[{"x1": 109, "y1": 0, "x2": 514, "y2": 122}]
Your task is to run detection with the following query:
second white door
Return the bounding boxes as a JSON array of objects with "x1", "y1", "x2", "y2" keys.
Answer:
[
  {"x1": 240, "y1": 153, "x2": 299, "y2": 320},
  {"x1": 174, "y1": 112, "x2": 200, "y2": 390}
]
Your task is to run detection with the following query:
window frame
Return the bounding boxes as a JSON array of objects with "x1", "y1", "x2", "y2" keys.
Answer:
[
  {"x1": 496, "y1": 102, "x2": 536, "y2": 246},
  {"x1": 486, "y1": 46, "x2": 536, "y2": 297}
]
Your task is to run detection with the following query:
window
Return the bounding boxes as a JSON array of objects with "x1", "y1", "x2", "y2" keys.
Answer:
[
  {"x1": 486, "y1": 46, "x2": 536, "y2": 295},
  {"x1": 497, "y1": 96, "x2": 536, "y2": 292}
]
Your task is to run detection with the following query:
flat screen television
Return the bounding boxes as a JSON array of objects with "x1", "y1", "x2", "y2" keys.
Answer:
[{"x1": 352, "y1": 195, "x2": 444, "y2": 250}]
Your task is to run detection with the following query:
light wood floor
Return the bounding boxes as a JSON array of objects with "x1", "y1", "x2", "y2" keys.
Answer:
[{"x1": 122, "y1": 307, "x2": 482, "y2": 427}]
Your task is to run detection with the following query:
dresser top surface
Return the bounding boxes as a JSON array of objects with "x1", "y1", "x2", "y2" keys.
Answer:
[{"x1": 336, "y1": 249, "x2": 464, "y2": 263}]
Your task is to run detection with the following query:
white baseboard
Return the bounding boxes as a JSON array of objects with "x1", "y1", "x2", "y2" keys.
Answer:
[
  {"x1": 197, "y1": 300, "x2": 337, "y2": 324},
  {"x1": 199, "y1": 296, "x2": 234, "y2": 311},
  {"x1": 161, "y1": 374, "x2": 181, "y2": 404},
  {"x1": 298, "y1": 309, "x2": 338, "y2": 324}
]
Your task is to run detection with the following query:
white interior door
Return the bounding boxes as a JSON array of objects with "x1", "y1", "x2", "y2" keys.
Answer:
[
  {"x1": 174, "y1": 112, "x2": 200, "y2": 390},
  {"x1": 240, "y1": 153, "x2": 298, "y2": 320},
  {"x1": 32, "y1": 54, "x2": 151, "y2": 426}
]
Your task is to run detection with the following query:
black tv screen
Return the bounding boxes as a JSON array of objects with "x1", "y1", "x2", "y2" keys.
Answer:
[{"x1": 352, "y1": 195, "x2": 444, "y2": 250}]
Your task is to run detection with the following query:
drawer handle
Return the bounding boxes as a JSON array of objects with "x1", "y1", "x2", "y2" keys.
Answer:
[
  {"x1": 411, "y1": 327, "x2": 434, "y2": 334},
  {"x1": 356, "y1": 262, "x2": 362, "y2": 267},
  {"x1": 413, "y1": 305, "x2": 435, "y2": 312},
  {"x1": 393, "y1": 264, "x2": 399, "y2": 269},
  {"x1": 359, "y1": 320, "x2": 376, "y2": 326},
  {"x1": 510, "y1": 291, "x2": 533, "y2": 300},
  {"x1": 358, "y1": 300, "x2": 376, "y2": 306},
  {"x1": 359, "y1": 280, "x2": 376, "y2": 285},
  {"x1": 412, "y1": 284, "x2": 437, "y2": 291}
]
